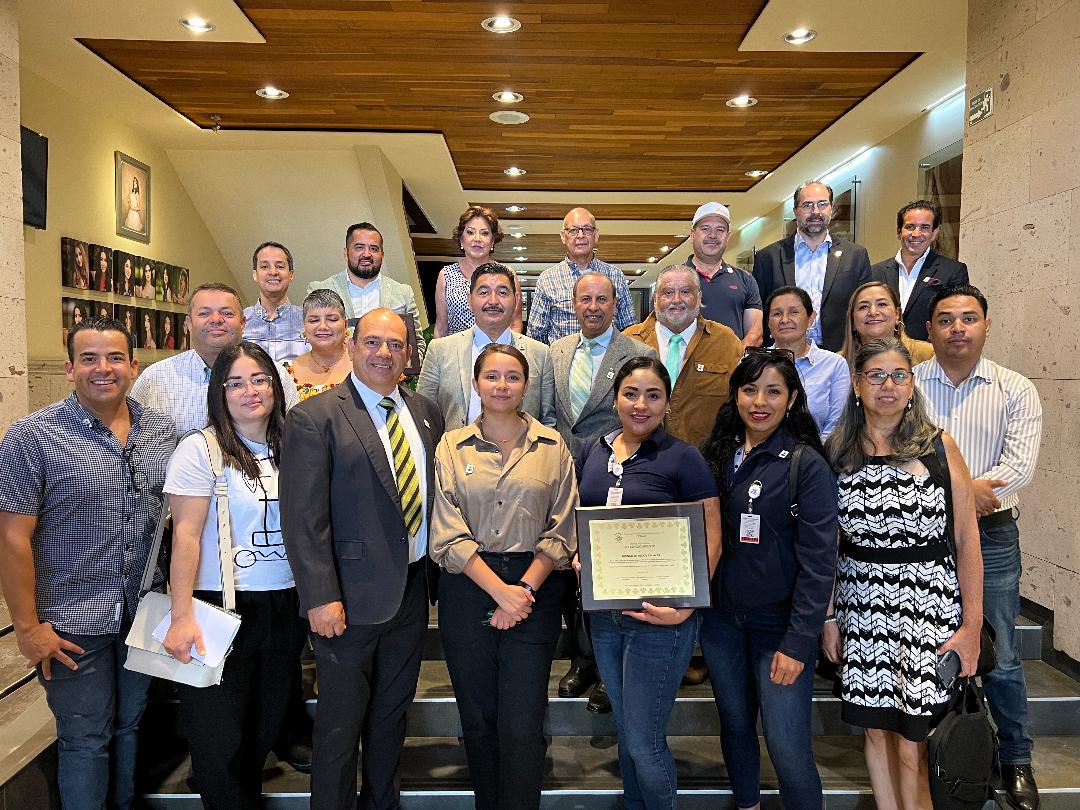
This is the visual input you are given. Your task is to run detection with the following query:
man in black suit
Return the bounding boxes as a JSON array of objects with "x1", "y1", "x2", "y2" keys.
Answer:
[
  {"x1": 280, "y1": 308, "x2": 444, "y2": 810},
  {"x1": 753, "y1": 181, "x2": 872, "y2": 351},
  {"x1": 870, "y1": 200, "x2": 969, "y2": 341}
]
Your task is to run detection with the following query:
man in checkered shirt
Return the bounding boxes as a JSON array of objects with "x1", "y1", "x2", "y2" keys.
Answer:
[{"x1": 0, "y1": 317, "x2": 175, "y2": 810}]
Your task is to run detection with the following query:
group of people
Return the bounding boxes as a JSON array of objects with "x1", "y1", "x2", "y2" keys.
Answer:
[{"x1": 0, "y1": 188, "x2": 1042, "y2": 810}]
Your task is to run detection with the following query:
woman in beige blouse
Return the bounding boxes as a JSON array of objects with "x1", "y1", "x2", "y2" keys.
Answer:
[
  {"x1": 279, "y1": 289, "x2": 352, "y2": 401},
  {"x1": 430, "y1": 343, "x2": 577, "y2": 810},
  {"x1": 840, "y1": 280, "x2": 934, "y2": 367}
]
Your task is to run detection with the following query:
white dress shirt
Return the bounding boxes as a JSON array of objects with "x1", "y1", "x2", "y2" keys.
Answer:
[
  {"x1": 468, "y1": 327, "x2": 515, "y2": 423},
  {"x1": 894, "y1": 247, "x2": 931, "y2": 311},
  {"x1": 655, "y1": 320, "x2": 698, "y2": 381}
]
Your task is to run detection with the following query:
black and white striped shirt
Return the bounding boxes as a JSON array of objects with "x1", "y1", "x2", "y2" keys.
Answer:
[{"x1": 914, "y1": 356, "x2": 1042, "y2": 512}]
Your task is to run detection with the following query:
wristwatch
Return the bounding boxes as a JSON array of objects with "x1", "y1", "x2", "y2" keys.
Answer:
[{"x1": 517, "y1": 580, "x2": 535, "y2": 596}]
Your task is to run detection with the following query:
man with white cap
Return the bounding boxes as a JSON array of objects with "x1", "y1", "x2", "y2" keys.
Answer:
[{"x1": 681, "y1": 202, "x2": 763, "y2": 348}]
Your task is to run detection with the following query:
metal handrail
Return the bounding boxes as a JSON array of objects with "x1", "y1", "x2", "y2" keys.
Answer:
[
  {"x1": 0, "y1": 623, "x2": 13, "y2": 640},
  {"x1": 0, "y1": 671, "x2": 35, "y2": 701}
]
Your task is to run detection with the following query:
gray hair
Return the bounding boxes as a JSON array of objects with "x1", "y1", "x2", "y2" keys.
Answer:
[
  {"x1": 302, "y1": 288, "x2": 347, "y2": 318},
  {"x1": 655, "y1": 265, "x2": 701, "y2": 292}
]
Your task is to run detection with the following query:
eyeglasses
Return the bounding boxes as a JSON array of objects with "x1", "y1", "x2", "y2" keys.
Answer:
[
  {"x1": 797, "y1": 200, "x2": 831, "y2": 212},
  {"x1": 563, "y1": 226, "x2": 597, "y2": 236},
  {"x1": 121, "y1": 445, "x2": 146, "y2": 493},
  {"x1": 223, "y1": 374, "x2": 273, "y2": 393},
  {"x1": 742, "y1": 346, "x2": 796, "y2": 363},
  {"x1": 858, "y1": 370, "x2": 912, "y2": 385}
]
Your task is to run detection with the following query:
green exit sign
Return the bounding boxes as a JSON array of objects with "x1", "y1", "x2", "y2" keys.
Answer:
[{"x1": 968, "y1": 89, "x2": 993, "y2": 126}]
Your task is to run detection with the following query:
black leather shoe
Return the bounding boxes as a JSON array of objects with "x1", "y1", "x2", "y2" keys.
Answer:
[
  {"x1": 1001, "y1": 763, "x2": 1040, "y2": 810},
  {"x1": 278, "y1": 735, "x2": 313, "y2": 774},
  {"x1": 558, "y1": 664, "x2": 598, "y2": 698},
  {"x1": 587, "y1": 681, "x2": 612, "y2": 714},
  {"x1": 681, "y1": 655, "x2": 708, "y2": 687}
]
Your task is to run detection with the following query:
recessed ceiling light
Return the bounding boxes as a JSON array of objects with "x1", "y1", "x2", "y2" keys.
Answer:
[
  {"x1": 744, "y1": 169, "x2": 769, "y2": 178},
  {"x1": 505, "y1": 205, "x2": 527, "y2": 213},
  {"x1": 493, "y1": 90, "x2": 524, "y2": 104},
  {"x1": 489, "y1": 111, "x2": 530, "y2": 125},
  {"x1": 648, "y1": 256, "x2": 658, "y2": 263},
  {"x1": 726, "y1": 95, "x2": 758, "y2": 108},
  {"x1": 509, "y1": 231, "x2": 526, "y2": 238},
  {"x1": 503, "y1": 166, "x2": 527, "y2": 177},
  {"x1": 659, "y1": 245, "x2": 670, "y2": 252},
  {"x1": 515, "y1": 256, "x2": 528, "y2": 262},
  {"x1": 256, "y1": 86, "x2": 289, "y2": 100},
  {"x1": 482, "y1": 15, "x2": 521, "y2": 33},
  {"x1": 180, "y1": 17, "x2": 215, "y2": 33},
  {"x1": 673, "y1": 233, "x2": 688, "y2": 238},
  {"x1": 510, "y1": 245, "x2": 527, "y2": 252},
  {"x1": 783, "y1": 28, "x2": 817, "y2": 45}
]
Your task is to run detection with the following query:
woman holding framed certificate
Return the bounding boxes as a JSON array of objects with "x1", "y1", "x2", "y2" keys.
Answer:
[
  {"x1": 698, "y1": 348, "x2": 838, "y2": 810},
  {"x1": 429, "y1": 343, "x2": 577, "y2": 810},
  {"x1": 576, "y1": 356, "x2": 722, "y2": 810}
]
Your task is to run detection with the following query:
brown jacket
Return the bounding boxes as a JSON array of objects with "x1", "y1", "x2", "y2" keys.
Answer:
[{"x1": 623, "y1": 313, "x2": 744, "y2": 448}]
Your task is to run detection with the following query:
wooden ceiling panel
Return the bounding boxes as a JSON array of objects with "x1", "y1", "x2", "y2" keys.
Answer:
[
  {"x1": 412, "y1": 233, "x2": 683, "y2": 266},
  {"x1": 466, "y1": 203, "x2": 699, "y2": 222},
  {"x1": 81, "y1": 1, "x2": 917, "y2": 192}
]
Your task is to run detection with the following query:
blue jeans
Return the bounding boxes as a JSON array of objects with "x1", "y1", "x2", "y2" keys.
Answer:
[
  {"x1": 38, "y1": 626, "x2": 151, "y2": 810},
  {"x1": 699, "y1": 605, "x2": 822, "y2": 810},
  {"x1": 981, "y1": 517, "x2": 1033, "y2": 764},
  {"x1": 590, "y1": 610, "x2": 700, "y2": 810}
]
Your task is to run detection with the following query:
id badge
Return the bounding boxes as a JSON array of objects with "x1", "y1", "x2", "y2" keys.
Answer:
[
  {"x1": 739, "y1": 513, "x2": 761, "y2": 544},
  {"x1": 606, "y1": 487, "x2": 624, "y2": 507}
]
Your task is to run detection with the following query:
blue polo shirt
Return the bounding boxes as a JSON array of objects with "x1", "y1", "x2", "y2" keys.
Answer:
[
  {"x1": 576, "y1": 426, "x2": 718, "y2": 507},
  {"x1": 685, "y1": 256, "x2": 762, "y2": 340},
  {"x1": 716, "y1": 428, "x2": 838, "y2": 663}
]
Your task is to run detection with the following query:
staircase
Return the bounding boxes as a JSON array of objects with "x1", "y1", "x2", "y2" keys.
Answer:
[{"x1": 2, "y1": 607, "x2": 1079, "y2": 808}]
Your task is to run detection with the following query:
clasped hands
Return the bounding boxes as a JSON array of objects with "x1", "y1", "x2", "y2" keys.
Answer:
[{"x1": 486, "y1": 582, "x2": 534, "y2": 630}]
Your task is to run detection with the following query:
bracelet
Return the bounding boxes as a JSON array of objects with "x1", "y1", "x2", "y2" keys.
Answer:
[
  {"x1": 517, "y1": 580, "x2": 535, "y2": 596},
  {"x1": 823, "y1": 615, "x2": 837, "y2": 624}
]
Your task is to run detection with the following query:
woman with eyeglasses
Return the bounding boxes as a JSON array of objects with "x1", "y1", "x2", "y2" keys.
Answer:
[
  {"x1": 822, "y1": 337, "x2": 983, "y2": 809},
  {"x1": 698, "y1": 348, "x2": 838, "y2": 810},
  {"x1": 434, "y1": 206, "x2": 523, "y2": 338},
  {"x1": 766, "y1": 285, "x2": 850, "y2": 439},
  {"x1": 162, "y1": 341, "x2": 308, "y2": 809},
  {"x1": 840, "y1": 281, "x2": 933, "y2": 368}
]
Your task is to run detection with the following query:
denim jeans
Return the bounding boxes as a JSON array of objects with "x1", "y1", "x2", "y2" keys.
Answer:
[
  {"x1": 590, "y1": 609, "x2": 700, "y2": 810},
  {"x1": 699, "y1": 605, "x2": 822, "y2": 810},
  {"x1": 38, "y1": 625, "x2": 151, "y2": 810},
  {"x1": 981, "y1": 517, "x2": 1033, "y2": 764}
]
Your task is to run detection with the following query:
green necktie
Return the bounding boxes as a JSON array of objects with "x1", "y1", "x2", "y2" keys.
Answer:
[
  {"x1": 379, "y1": 397, "x2": 422, "y2": 537},
  {"x1": 665, "y1": 333, "x2": 683, "y2": 385},
  {"x1": 570, "y1": 339, "x2": 596, "y2": 420}
]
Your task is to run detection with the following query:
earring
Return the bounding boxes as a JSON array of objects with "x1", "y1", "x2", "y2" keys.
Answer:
[
  {"x1": 906, "y1": 399, "x2": 913, "y2": 411},
  {"x1": 855, "y1": 396, "x2": 861, "y2": 408}
]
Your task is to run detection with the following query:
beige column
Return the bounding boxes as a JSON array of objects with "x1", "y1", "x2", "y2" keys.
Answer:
[
  {"x1": 961, "y1": 0, "x2": 1080, "y2": 658},
  {"x1": 0, "y1": 0, "x2": 27, "y2": 433}
]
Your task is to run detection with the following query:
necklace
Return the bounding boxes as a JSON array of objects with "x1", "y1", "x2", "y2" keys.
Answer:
[
  {"x1": 480, "y1": 416, "x2": 526, "y2": 445},
  {"x1": 310, "y1": 348, "x2": 344, "y2": 373}
]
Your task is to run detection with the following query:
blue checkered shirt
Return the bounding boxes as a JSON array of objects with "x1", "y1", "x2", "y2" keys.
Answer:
[
  {"x1": 243, "y1": 300, "x2": 308, "y2": 362},
  {"x1": 0, "y1": 395, "x2": 176, "y2": 635},
  {"x1": 526, "y1": 257, "x2": 638, "y2": 344}
]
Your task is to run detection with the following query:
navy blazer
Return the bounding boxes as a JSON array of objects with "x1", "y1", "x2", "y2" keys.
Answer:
[
  {"x1": 870, "y1": 250, "x2": 969, "y2": 341},
  {"x1": 753, "y1": 234, "x2": 872, "y2": 352}
]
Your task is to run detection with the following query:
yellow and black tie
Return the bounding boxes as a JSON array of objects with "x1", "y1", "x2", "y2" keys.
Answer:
[{"x1": 380, "y1": 397, "x2": 422, "y2": 536}]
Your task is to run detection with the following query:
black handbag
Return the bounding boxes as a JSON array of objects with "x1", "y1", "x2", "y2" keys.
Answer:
[{"x1": 928, "y1": 677, "x2": 999, "y2": 808}]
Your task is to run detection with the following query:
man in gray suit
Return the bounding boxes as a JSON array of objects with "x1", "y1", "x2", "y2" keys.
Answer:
[
  {"x1": 417, "y1": 263, "x2": 554, "y2": 430},
  {"x1": 280, "y1": 308, "x2": 443, "y2": 810},
  {"x1": 549, "y1": 272, "x2": 656, "y2": 711},
  {"x1": 308, "y1": 222, "x2": 427, "y2": 360}
]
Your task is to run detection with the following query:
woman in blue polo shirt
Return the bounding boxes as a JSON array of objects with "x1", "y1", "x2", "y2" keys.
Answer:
[
  {"x1": 577, "y1": 356, "x2": 722, "y2": 810},
  {"x1": 699, "y1": 350, "x2": 838, "y2": 810}
]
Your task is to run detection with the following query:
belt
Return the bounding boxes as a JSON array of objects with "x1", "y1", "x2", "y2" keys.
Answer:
[
  {"x1": 841, "y1": 540, "x2": 950, "y2": 564},
  {"x1": 979, "y1": 509, "x2": 1016, "y2": 530}
]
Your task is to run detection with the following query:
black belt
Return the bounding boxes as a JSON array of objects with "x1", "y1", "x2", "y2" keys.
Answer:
[
  {"x1": 841, "y1": 540, "x2": 950, "y2": 564},
  {"x1": 979, "y1": 509, "x2": 1016, "y2": 530}
]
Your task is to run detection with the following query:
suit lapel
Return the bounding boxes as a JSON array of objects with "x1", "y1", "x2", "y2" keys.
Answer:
[
  {"x1": 903, "y1": 251, "x2": 937, "y2": 320},
  {"x1": 821, "y1": 241, "x2": 845, "y2": 305},
  {"x1": 677, "y1": 319, "x2": 706, "y2": 386},
  {"x1": 552, "y1": 339, "x2": 574, "y2": 420},
  {"x1": 337, "y1": 379, "x2": 398, "y2": 507},
  {"x1": 781, "y1": 236, "x2": 797, "y2": 287},
  {"x1": 885, "y1": 258, "x2": 900, "y2": 293},
  {"x1": 458, "y1": 329, "x2": 475, "y2": 415},
  {"x1": 580, "y1": 337, "x2": 624, "y2": 418}
]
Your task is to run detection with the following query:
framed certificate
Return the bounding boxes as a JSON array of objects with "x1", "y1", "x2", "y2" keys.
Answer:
[{"x1": 576, "y1": 502, "x2": 712, "y2": 611}]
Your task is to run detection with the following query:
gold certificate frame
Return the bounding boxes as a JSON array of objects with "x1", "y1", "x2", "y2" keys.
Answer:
[{"x1": 576, "y1": 502, "x2": 711, "y2": 611}]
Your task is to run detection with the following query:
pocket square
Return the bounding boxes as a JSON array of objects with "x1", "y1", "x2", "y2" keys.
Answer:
[
  {"x1": 923, "y1": 276, "x2": 942, "y2": 286},
  {"x1": 834, "y1": 249, "x2": 843, "y2": 258}
]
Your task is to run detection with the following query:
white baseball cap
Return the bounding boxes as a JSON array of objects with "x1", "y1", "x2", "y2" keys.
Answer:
[{"x1": 692, "y1": 202, "x2": 731, "y2": 227}]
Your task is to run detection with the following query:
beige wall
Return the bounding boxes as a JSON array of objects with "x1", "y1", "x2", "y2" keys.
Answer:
[
  {"x1": 962, "y1": 0, "x2": 1080, "y2": 658},
  {"x1": 727, "y1": 95, "x2": 965, "y2": 266},
  {"x1": 20, "y1": 67, "x2": 231, "y2": 406}
]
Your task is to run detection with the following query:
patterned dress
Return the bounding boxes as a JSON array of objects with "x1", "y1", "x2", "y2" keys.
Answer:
[
  {"x1": 835, "y1": 456, "x2": 961, "y2": 741},
  {"x1": 281, "y1": 361, "x2": 341, "y2": 402},
  {"x1": 441, "y1": 263, "x2": 475, "y2": 336}
]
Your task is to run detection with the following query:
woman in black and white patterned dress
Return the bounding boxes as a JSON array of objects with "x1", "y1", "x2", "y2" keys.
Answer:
[{"x1": 822, "y1": 337, "x2": 983, "y2": 809}]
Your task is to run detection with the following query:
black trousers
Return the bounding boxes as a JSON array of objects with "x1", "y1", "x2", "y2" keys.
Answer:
[
  {"x1": 438, "y1": 552, "x2": 565, "y2": 810},
  {"x1": 309, "y1": 560, "x2": 428, "y2": 810},
  {"x1": 177, "y1": 588, "x2": 308, "y2": 810}
]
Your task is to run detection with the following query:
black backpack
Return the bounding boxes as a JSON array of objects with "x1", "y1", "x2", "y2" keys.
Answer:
[{"x1": 927, "y1": 677, "x2": 999, "y2": 808}]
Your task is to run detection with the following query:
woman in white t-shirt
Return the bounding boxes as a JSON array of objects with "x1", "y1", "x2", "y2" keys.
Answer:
[{"x1": 163, "y1": 341, "x2": 307, "y2": 809}]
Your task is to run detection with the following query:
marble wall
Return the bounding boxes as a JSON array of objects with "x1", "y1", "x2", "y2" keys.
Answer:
[
  {"x1": 963, "y1": 0, "x2": 1080, "y2": 659},
  {"x1": 0, "y1": 0, "x2": 26, "y2": 434}
]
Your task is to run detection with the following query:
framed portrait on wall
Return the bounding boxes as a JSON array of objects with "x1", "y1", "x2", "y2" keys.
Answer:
[
  {"x1": 137, "y1": 307, "x2": 158, "y2": 350},
  {"x1": 88, "y1": 244, "x2": 113, "y2": 293},
  {"x1": 115, "y1": 151, "x2": 151, "y2": 244},
  {"x1": 117, "y1": 305, "x2": 139, "y2": 348},
  {"x1": 61, "y1": 237, "x2": 90, "y2": 290},
  {"x1": 157, "y1": 311, "x2": 179, "y2": 350},
  {"x1": 61, "y1": 297, "x2": 90, "y2": 347},
  {"x1": 115, "y1": 251, "x2": 137, "y2": 296}
]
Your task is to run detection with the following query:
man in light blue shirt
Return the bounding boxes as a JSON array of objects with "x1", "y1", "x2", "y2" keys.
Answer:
[{"x1": 243, "y1": 242, "x2": 307, "y2": 362}]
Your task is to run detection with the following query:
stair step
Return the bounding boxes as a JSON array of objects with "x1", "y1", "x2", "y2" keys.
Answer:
[{"x1": 137, "y1": 735, "x2": 1080, "y2": 808}]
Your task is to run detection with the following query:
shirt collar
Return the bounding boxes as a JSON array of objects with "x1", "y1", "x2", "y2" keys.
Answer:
[
  {"x1": 579, "y1": 325, "x2": 614, "y2": 350},
  {"x1": 744, "y1": 426, "x2": 794, "y2": 460},
  {"x1": 253, "y1": 298, "x2": 293, "y2": 320},
  {"x1": 564, "y1": 256, "x2": 598, "y2": 274},
  {"x1": 348, "y1": 276, "x2": 380, "y2": 295},
  {"x1": 794, "y1": 229, "x2": 833, "y2": 252},
  {"x1": 350, "y1": 372, "x2": 401, "y2": 411},
  {"x1": 64, "y1": 393, "x2": 145, "y2": 434},
  {"x1": 600, "y1": 425, "x2": 669, "y2": 455},
  {"x1": 893, "y1": 247, "x2": 931, "y2": 276},
  {"x1": 472, "y1": 326, "x2": 514, "y2": 350},
  {"x1": 685, "y1": 254, "x2": 731, "y2": 280},
  {"x1": 656, "y1": 318, "x2": 697, "y2": 343},
  {"x1": 919, "y1": 355, "x2": 994, "y2": 386},
  {"x1": 457, "y1": 413, "x2": 548, "y2": 449}
]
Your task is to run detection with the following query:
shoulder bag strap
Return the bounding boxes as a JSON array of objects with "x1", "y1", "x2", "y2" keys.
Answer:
[
  {"x1": 198, "y1": 428, "x2": 238, "y2": 612},
  {"x1": 929, "y1": 430, "x2": 956, "y2": 559},
  {"x1": 138, "y1": 493, "x2": 170, "y2": 596},
  {"x1": 787, "y1": 443, "x2": 806, "y2": 517}
]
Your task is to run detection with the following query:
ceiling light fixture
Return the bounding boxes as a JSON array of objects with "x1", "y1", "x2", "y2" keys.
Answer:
[
  {"x1": 726, "y1": 95, "x2": 758, "y2": 108},
  {"x1": 659, "y1": 245, "x2": 670, "y2": 252},
  {"x1": 503, "y1": 166, "x2": 527, "y2": 177},
  {"x1": 493, "y1": 90, "x2": 524, "y2": 104},
  {"x1": 511, "y1": 245, "x2": 527, "y2": 251},
  {"x1": 922, "y1": 85, "x2": 966, "y2": 112},
  {"x1": 180, "y1": 17, "x2": 215, "y2": 33},
  {"x1": 256, "y1": 86, "x2": 289, "y2": 100},
  {"x1": 783, "y1": 28, "x2": 817, "y2": 45},
  {"x1": 744, "y1": 169, "x2": 769, "y2": 178},
  {"x1": 482, "y1": 15, "x2": 521, "y2": 33},
  {"x1": 816, "y1": 146, "x2": 872, "y2": 182},
  {"x1": 509, "y1": 231, "x2": 526, "y2": 238},
  {"x1": 673, "y1": 232, "x2": 688, "y2": 239},
  {"x1": 489, "y1": 111, "x2": 530, "y2": 125},
  {"x1": 647, "y1": 256, "x2": 658, "y2": 263},
  {"x1": 515, "y1": 256, "x2": 528, "y2": 262},
  {"x1": 505, "y1": 205, "x2": 526, "y2": 213}
]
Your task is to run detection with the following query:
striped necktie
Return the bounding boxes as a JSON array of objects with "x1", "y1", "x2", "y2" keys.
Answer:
[
  {"x1": 570, "y1": 338, "x2": 596, "y2": 420},
  {"x1": 379, "y1": 397, "x2": 422, "y2": 537}
]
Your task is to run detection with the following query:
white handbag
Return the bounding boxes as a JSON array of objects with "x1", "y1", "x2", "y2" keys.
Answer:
[{"x1": 124, "y1": 429, "x2": 241, "y2": 687}]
